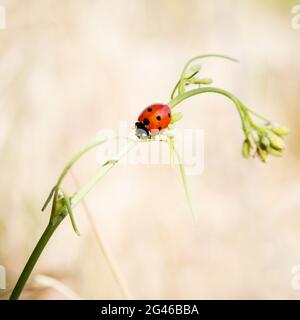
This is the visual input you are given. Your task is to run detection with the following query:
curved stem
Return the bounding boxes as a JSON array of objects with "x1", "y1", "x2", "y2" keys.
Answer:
[
  {"x1": 242, "y1": 104, "x2": 270, "y2": 123},
  {"x1": 51, "y1": 139, "x2": 107, "y2": 217},
  {"x1": 72, "y1": 139, "x2": 137, "y2": 206},
  {"x1": 9, "y1": 214, "x2": 66, "y2": 300},
  {"x1": 168, "y1": 86, "x2": 248, "y2": 136},
  {"x1": 170, "y1": 79, "x2": 180, "y2": 100},
  {"x1": 169, "y1": 86, "x2": 238, "y2": 108},
  {"x1": 176, "y1": 54, "x2": 238, "y2": 96},
  {"x1": 171, "y1": 71, "x2": 199, "y2": 100},
  {"x1": 180, "y1": 54, "x2": 238, "y2": 80},
  {"x1": 57, "y1": 139, "x2": 108, "y2": 188}
]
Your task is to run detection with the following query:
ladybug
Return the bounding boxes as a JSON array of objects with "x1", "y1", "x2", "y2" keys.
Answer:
[{"x1": 135, "y1": 103, "x2": 172, "y2": 138}]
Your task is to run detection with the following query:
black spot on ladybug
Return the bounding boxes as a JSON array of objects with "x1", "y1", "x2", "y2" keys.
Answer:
[
  {"x1": 158, "y1": 126, "x2": 162, "y2": 130},
  {"x1": 143, "y1": 118, "x2": 150, "y2": 125},
  {"x1": 168, "y1": 113, "x2": 171, "y2": 118},
  {"x1": 147, "y1": 107, "x2": 152, "y2": 112},
  {"x1": 156, "y1": 115, "x2": 161, "y2": 121}
]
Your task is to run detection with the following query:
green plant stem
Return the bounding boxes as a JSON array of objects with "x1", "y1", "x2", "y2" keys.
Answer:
[
  {"x1": 168, "y1": 86, "x2": 249, "y2": 137},
  {"x1": 167, "y1": 139, "x2": 196, "y2": 221},
  {"x1": 176, "y1": 54, "x2": 238, "y2": 97},
  {"x1": 169, "y1": 86, "x2": 240, "y2": 109},
  {"x1": 180, "y1": 54, "x2": 238, "y2": 80},
  {"x1": 242, "y1": 104, "x2": 270, "y2": 123},
  {"x1": 9, "y1": 214, "x2": 66, "y2": 300},
  {"x1": 170, "y1": 71, "x2": 198, "y2": 100},
  {"x1": 10, "y1": 139, "x2": 137, "y2": 300},
  {"x1": 51, "y1": 139, "x2": 107, "y2": 217},
  {"x1": 10, "y1": 53, "x2": 285, "y2": 301},
  {"x1": 72, "y1": 139, "x2": 137, "y2": 206}
]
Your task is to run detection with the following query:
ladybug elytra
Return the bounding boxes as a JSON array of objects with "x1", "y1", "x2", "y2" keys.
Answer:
[{"x1": 135, "y1": 103, "x2": 172, "y2": 138}]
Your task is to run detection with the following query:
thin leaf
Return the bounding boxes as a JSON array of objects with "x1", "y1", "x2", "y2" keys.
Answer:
[
  {"x1": 41, "y1": 186, "x2": 56, "y2": 212},
  {"x1": 169, "y1": 140, "x2": 197, "y2": 222},
  {"x1": 60, "y1": 188, "x2": 80, "y2": 236}
]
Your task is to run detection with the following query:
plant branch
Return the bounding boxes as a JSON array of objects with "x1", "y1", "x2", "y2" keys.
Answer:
[
  {"x1": 10, "y1": 138, "x2": 138, "y2": 300},
  {"x1": 168, "y1": 86, "x2": 250, "y2": 137},
  {"x1": 172, "y1": 54, "x2": 238, "y2": 98},
  {"x1": 10, "y1": 53, "x2": 289, "y2": 301},
  {"x1": 71, "y1": 139, "x2": 137, "y2": 206}
]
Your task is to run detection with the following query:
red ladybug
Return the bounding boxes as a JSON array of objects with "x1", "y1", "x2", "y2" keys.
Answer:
[{"x1": 135, "y1": 103, "x2": 172, "y2": 138}]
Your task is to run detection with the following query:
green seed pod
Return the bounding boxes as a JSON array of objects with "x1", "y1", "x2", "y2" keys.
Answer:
[
  {"x1": 267, "y1": 147, "x2": 283, "y2": 157},
  {"x1": 170, "y1": 112, "x2": 183, "y2": 124},
  {"x1": 257, "y1": 147, "x2": 268, "y2": 162},
  {"x1": 271, "y1": 126, "x2": 290, "y2": 136},
  {"x1": 242, "y1": 139, "x2": 251, "y2": 158},
  {"x1": 194, "y1": 77, "x2": 213, "y2": 85},
  {"x1": 267, "y1": 132, "x2": 286, "y2": 150}
]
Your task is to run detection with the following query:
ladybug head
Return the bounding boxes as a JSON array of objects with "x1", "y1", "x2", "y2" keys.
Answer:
[{"x1": 135, "y1": 121, "x2": 150, "y2": 138}]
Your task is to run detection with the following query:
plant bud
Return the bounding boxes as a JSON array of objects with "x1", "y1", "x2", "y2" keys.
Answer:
[
  {"x1": 271, "y1": 126, "x2": 290, "y2": 136},
  {"x1": 185, "y1": 64, "x2": 201, "y2": 78},
  {"x1": 257, "y1": 147, "x2": 268, "y2": 162},
  {"x1": 242, "y1": 139, "x2": 251, "y2": 158},
  {"x1": 267, "y1": 147, "x2": 282, "y2": 157},
  {"x1": 259, "y1": 136, "x2": 270, "y2": 150},
  {"x1": 170, "y1": 112, "x2": 183, "y2": 124},
  {"x1": 194, "y1": 77, "x2": 213, "y2": 85},
  {"x1": 267, "y1": 132, "x2": 286, "y2": 150}
]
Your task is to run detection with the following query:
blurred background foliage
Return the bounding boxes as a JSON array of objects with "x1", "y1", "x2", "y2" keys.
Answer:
[{"x1": 0, "y1": 0, "x2": 300, "y2": 299}]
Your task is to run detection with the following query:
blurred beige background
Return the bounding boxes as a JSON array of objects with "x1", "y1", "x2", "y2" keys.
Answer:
[{"x1": 0, "y1": 0, "x2": 300, "y2": 299}]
